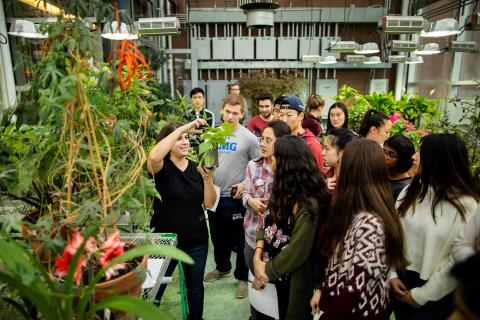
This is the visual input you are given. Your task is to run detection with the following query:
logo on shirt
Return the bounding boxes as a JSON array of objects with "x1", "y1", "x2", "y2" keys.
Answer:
[{"x1": 219, "y1": 136, "x2": 237, "y2": 152}]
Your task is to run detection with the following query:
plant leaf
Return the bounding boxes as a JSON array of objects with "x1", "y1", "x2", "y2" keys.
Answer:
[{"x1": 85, "y1": 296, "x2": 175, "y2": 320}]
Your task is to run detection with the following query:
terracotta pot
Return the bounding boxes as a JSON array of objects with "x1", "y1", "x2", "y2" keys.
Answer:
[{"x1": 94, "y1": 256, "x2": 147, "y2": 300}]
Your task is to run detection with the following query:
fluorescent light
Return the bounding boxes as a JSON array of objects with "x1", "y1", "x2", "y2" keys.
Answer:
[
  {"x1": 405, "y1": 56, "x2": 424, "y2": 64},
  {"x1": 420, "y1": 18, "x2": 460, "y2": 38},
  {"x1": 364, "y1": 56, "x2": 381, "y2": 64},
  {"x1": 102, "y1": 21, "x2": 138, "y2": 40},
  {"x1": 415, "y1": 43, "x2": 441, "y2": 55},
  {"x1": 8, "y1": 19, "x2": 48, "y2": 39},
  {"x1": 19, "y1": 0, "x2": 75, "y2": 18},
  {"x1": 319, "y1": 55, "x2": 337, "y2": 65},
  {"x1": 354, "y1": 42, "x2": 380, "y2": 54}
]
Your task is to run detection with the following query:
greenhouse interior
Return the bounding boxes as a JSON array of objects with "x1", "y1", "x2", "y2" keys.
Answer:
[{"x1": 0, "y1": 0, "x2": 480, "y2": 319}]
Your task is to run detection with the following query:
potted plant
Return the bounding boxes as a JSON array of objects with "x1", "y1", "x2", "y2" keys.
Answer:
[
  {"x1": 0, "y1": 228, "x2": 192, "y2": 319},
  {"x1": 197, "y1": 123, "x2": 235, "y2": 168}
]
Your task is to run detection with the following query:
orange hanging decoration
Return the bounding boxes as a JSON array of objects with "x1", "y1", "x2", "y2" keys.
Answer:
[
  {"x1": 108, "y1": 40, "x2": 151, "y2": 91},
  {"x1": 108, "y1": 1, "x2": 151, "y2": 91}
]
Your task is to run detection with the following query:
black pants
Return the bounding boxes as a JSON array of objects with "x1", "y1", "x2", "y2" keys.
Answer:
[
  {"x1": 208, "y1": 197, "x2": 248, "y2": 281},
  {"x1": 392, "y1": 269, "x2": 455, "y2": 320}
]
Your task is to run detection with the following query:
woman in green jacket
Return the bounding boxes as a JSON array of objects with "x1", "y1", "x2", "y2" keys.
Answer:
[{"x1": 253, "y1": 135, "x2": 331, "y2": 320}]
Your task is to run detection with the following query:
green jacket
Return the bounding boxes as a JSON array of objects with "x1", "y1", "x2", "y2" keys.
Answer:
[{"x1": 257, "y1": 198, "x2": 320, "y2": 320}]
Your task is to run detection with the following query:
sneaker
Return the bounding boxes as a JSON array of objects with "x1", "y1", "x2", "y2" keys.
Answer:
[
  {"x1": 204, "y1": 269, "x2": 232, "y2": 282},
  {"x1": 236, "y1": 280, "x2": 248, "y2": 299}
]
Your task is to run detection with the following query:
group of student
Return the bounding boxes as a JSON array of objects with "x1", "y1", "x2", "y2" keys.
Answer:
[{"x1": 146, "y1": 87, "x2": 480, "y2": 320}]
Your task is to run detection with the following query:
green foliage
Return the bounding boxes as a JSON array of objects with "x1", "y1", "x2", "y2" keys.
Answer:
[
  {"x1": 0, "y1": 230, "x2": 191, "y2": 320},
  {"x1": 198, "y1": 123, "x2": 235, "y2": 168},
  {"x1": 334, "y1": 85, "x2": 439, "y2": 132}
]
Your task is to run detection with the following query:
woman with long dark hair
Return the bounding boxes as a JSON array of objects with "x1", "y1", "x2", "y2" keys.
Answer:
[
  {"x1": 242, "y1": 120, "x2": 291, "y2": 319},
  {"x1": 326, "y1": 102, "x2": 349, "y2": 133},
  {"x1": 359, "y1": 109, "x2": 392, "y2": 145},
  {"x1": 312, "y1": 138, "x2": 407, "y2": 319},
  {"x1": 252, "y1": 135, "x2": 331, "y2": 320},
  {"x1": 147, "y1": 119, "x2": 216, "y2": 320},
  {"x1": 391, "y1": 133, "x2": 480, "y2": 320}
]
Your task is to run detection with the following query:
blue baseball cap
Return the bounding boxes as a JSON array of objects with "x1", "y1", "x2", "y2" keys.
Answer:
[{"x1": 280, "y1": 96, "x2": 305, "y2": 112}]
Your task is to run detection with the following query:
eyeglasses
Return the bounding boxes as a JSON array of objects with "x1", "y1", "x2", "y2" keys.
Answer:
[
  {"x1": 384, "y1": 151, "x2": 398, "y2": 160},
  {"x1": 258, "y1": 136, "x2": 274, "y2": 145}
]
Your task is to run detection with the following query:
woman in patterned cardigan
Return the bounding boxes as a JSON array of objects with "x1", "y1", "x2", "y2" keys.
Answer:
[{"x1": 312, "y1": 138, "x2": 408, "y2": 319}]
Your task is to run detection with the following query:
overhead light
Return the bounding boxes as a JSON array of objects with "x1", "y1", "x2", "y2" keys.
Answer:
[
  {"x1": 378, "y1": 15, "x2": 425, "y2": 34},
  {"x1": 329, "y1": 41, "x2": 358, "y2": 52},
  {"x1": 301, "y1": 55, "x2": 321, "y2": 63},
  {"x1": 19, "y1": 0, "x2": 75, "y2": 18},
  {"x1": 420, "y1": 18, "x2": 460, "y2": 37},
  {"x1": 101, "y1": 21, "x2": 138, "y2": 40},
  {"x1": 319, "y1": 55, "x2": 337, "y2": 64},
  {"x1": 8, "y1": 19, "x2": 48, "y2": 39},
  {"x1": 364, "y1": 56, "x2": 381, "y2": 64},
  {"x1": 405, "y1": 56, "x2": 424, "y2": 64},
  {"x1": 388, "y1": 55, "x2": 408, "y2": 63},
  {"x1": 136, "y1": 17, "x2": 180, "y2": 36},
  {"x1": 354, "y1": 42, "x2": 380, "y2": 54},
  {"x1": 448, "y1": 40, "x2": 478, "y2": 52},
  {"x1": 346, "y1": 55, "x2": 366, "y2": 63},
  {"x1": 240, "y1": 1, "x2": 280, "y2": 28},
  {"x1": 388, "y1": 40, "x2": 418, "y2": 52},
  {"x1": 415, "y1": 43, "x2": 441, "y2": 55}
]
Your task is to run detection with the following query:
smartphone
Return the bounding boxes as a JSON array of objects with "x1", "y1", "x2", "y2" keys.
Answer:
[{"x1": 230, "y1": 187, "x2": 237, "y2": 197}]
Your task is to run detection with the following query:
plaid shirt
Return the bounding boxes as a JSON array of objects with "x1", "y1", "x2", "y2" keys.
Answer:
[{"x1": 242, "y1": 157, "x2": 273, "y2": 249}]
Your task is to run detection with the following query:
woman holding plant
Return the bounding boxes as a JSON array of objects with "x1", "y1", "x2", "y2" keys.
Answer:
[{"x1": 147, "y1": 118, "x2": 216, "y2": 320}]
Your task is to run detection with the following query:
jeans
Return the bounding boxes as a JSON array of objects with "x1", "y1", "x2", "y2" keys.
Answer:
[
  {"x1": 208, "y1": 197, "x2": 248, "y2": 281},
  {"x1": 392, "y1": 269, "x2": 455, "y2": 320},
  {"x1": 155, "y1": 241, "x2": 208, "y2": 320}
]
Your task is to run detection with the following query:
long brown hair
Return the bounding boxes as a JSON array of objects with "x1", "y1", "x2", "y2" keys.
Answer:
[
  {"x1": 320, "y1": 138, "x2": 407, "y2": 269},
  {"x1": 269, "y1": 136, "x2": 331, "y2": 222},
  {"x1": 397, "y1": 134, "x2": 480, "y2": 221}
]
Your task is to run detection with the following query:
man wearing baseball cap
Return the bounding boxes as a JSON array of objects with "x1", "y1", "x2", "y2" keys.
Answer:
[{"x1": 277, "y1": 96, "x2": 325, "y2": 171}]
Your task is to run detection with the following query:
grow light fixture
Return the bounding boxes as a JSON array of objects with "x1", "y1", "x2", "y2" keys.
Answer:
[
  {"x1": 448, "y1": 41, "x2": 478, "y2": 52},
  {"x1": 354, "y1": 42, "x2": 380, "y2": 54},
  {"x1": 8, "y1": 19, "x2": 48, "y2": 39},
  {"x1": 405, "y1": 56, "x2": 424, "y2": 64},
  {"x1": 388, "y1": 40, "x2": 418, "y2": 52},
  {"x1": 301, "y1": 55, "x2": 321, "y2": 63},
  {"x1": 420, "y1": 18, "x2": 460, "y2": 37},
  {"x1": 19, "y1": 0, "x2": 75, "y2": 18},
  {"x1": 329, "y1": 41, "x2": 358, "y2": 52},
  {"x1": 346, "y1": 55, "x2": 366, "y2": 63},
  {"x1": 101, "y1": 21, "x2": 138, "y2": 40},
  {"x1": 377, "y1": 15, "x2": 425, "y2": 34},
  {"x1": 388, "y1": 55, "x2": 408, "y2": 63},
  {"x1": 364, "y1": 56, "x2": 381, "y2": 64},
  {"x1": 318, "y1": 55, "x2": 337, "y2": 65},
  {"x1": 415, "y1": 43, "x2": 441, "y2": 55}
]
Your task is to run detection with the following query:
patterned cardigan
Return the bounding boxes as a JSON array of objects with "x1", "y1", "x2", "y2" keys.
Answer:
[{"x1": 319, "y1": 212, "x2": 391, "y2": 320}]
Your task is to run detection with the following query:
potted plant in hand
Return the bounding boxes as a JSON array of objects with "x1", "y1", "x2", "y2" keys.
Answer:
[{"x1": 197, "y1": 123, "x2": 235, "y2": 168}]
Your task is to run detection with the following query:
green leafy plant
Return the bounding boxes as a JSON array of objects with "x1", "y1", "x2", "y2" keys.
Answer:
[{"x1": 198, "y1": 123, "x2": 235, "y2": 168}]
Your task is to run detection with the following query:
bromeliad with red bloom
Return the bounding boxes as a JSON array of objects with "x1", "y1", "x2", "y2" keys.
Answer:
[{"x1": 54, "y1": 231, "x2": 126, "y2": 284}]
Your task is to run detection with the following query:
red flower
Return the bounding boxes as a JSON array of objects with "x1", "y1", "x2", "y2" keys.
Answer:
[
  {"x1": 99, "y1": 231, "x2": 126, "y2": 280},
  {"x1": 54, "y1": 232, "x2": 95, "y2": 285}
]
